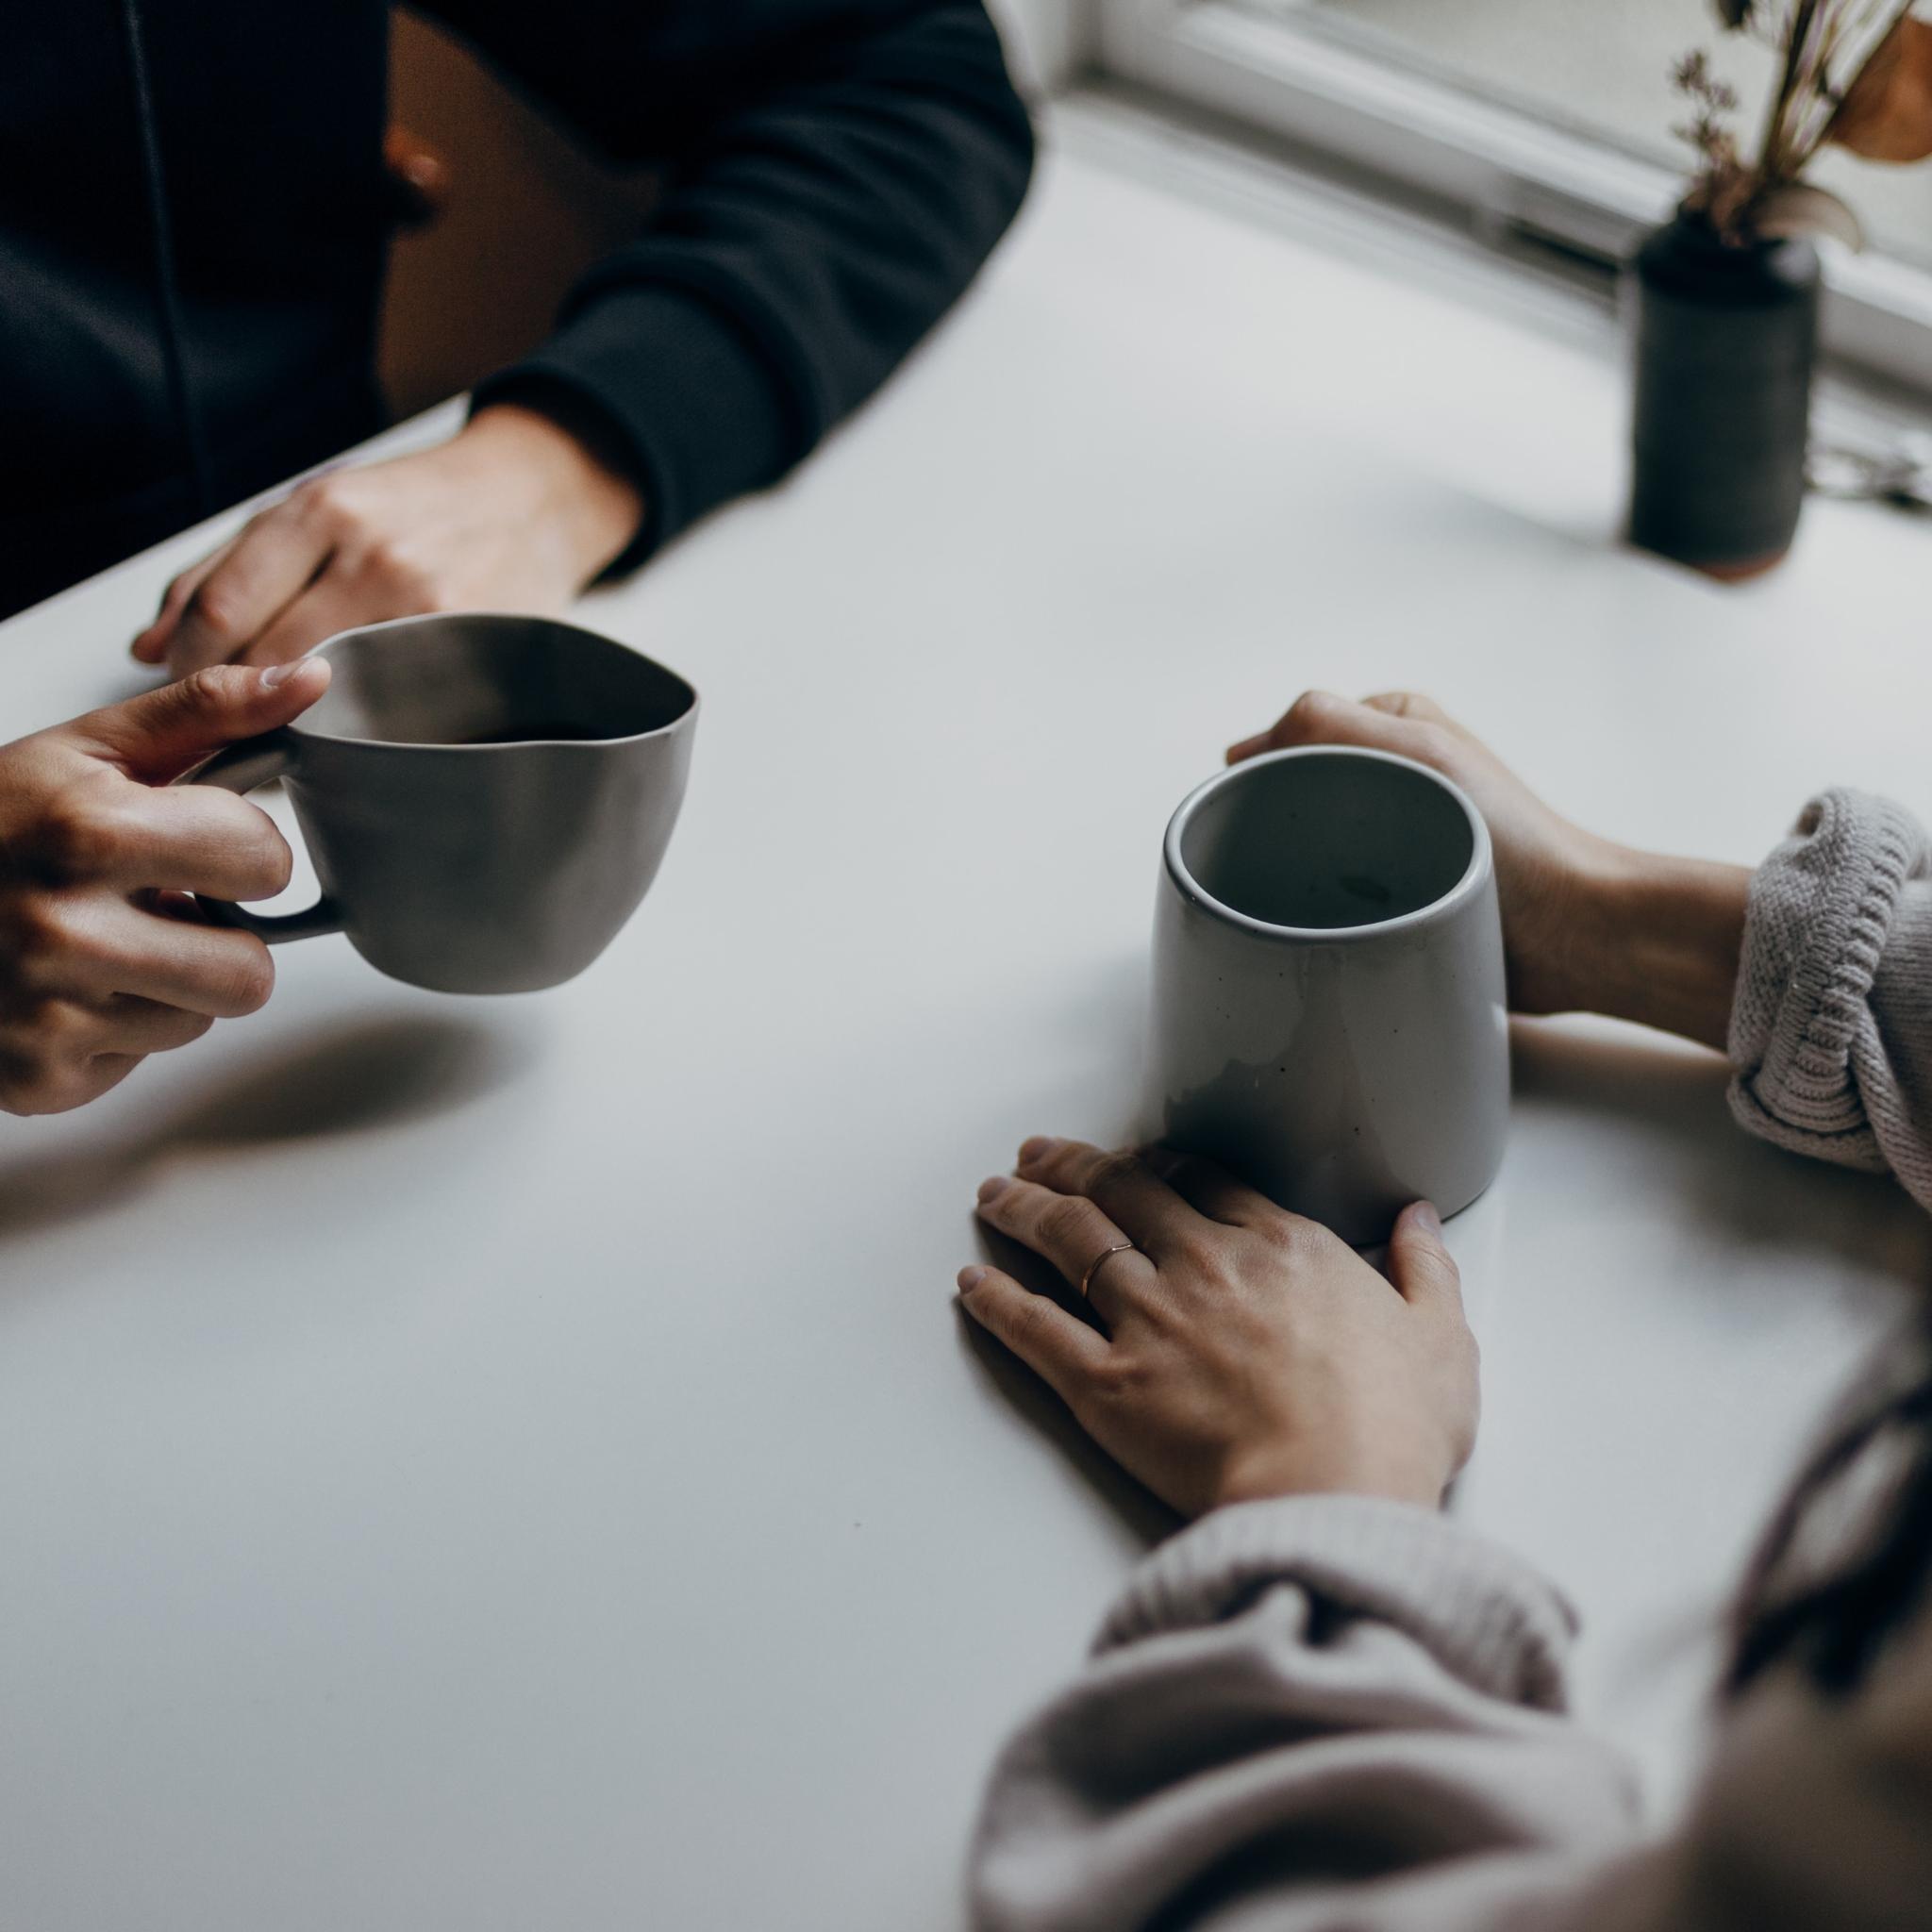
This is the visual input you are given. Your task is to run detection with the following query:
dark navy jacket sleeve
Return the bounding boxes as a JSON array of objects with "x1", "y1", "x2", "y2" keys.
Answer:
[{"x1": 432, "y1": 0, "x2": 1035, "y2": 561}]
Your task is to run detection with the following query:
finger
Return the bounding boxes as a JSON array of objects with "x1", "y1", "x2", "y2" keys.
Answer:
[
  {"x1": 131, "y1": 538, "x2": 238, "y2": 663},
  {"x1": 73, "y1": 995, "x2": 215, "y2": 1059},
  {"x1": 0, "y1": 1039, "x2": 140, "y2": 1116},
  {"x1": 236, "y1": 568, "x2": 406, "y2": 670},
  {"x1": 1140, "y1": 1144, "x2": 1280, "y2": 1227},
  {"x1": 76, "y1": 1056, "x2": 142, "y2": 1102},
  {"x1": 1387, "y1": 1200, "x2": 1463, "y2": 1313},
  {"x1": 1360, "y1": 691, "x2": 1453, "y2": 726},
  {"x1": 957, "y1": 1264, "x2": 1110, "y2": 1399},
  {"x1": 163, "y1": 502, "x2": 336, "y2": 675},
  {"x1": 68, "y1": 659, "x2": 331, "y2": 783},
  {"x1": 974, "y1": 1174, "x2": 1156, "y2": 1320},
  {"x1": 1226, "y1": 690, "x2": 1448, "y2": 767},
  {"x1": 72, "y1": 788, "x2": 293, "y2": 902},
  {"x1": 1014, "y1": 1136, "x2": 1202, "y2": 1255},
  {"x1": 52, "y1": 896, "x2": 276, "y2": 1019},
  {"x1": 0, "y1": 995, "x2": 175, "y2": 1114}
]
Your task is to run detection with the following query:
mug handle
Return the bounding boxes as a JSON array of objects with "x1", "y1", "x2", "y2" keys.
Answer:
[{"x1": 181, "y1": 730, "x2": 346, "y2": 943}]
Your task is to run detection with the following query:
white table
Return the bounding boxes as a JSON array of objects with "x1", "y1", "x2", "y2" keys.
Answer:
[{"x1": 3, "y1": 104, "x2": 1929, "y2": 1930}]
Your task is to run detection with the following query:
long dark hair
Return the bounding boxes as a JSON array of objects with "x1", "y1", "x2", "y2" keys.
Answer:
[{"x1": 1726, "y1": 1307, "x2": 1932, "y2": 1697}]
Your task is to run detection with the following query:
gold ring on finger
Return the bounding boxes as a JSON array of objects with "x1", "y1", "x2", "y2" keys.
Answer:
[{"x1": 1079, "y1": 1240, "x2": 1138, "y2": 1301}]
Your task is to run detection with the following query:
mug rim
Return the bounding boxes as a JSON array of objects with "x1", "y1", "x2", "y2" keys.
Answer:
[
  {"x1": 290, "y1": 612, "x2": 699, "y2": 751},
  {"x1": 1163, "y1": 744, "x2": 1493, "y2": 941}
]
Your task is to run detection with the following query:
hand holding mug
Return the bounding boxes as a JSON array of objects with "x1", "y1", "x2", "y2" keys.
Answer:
[
  {"x1": 959, "y1": 1137, "x2": 1478, "y2": 1517},
  {"x1": 1230, "y1": 691, "x2": 1750, "y2": 1053},
  {"x1": 1228, "y1": 691, "x2": 1621, "y2": 1019},
  {"x1": 184, "y1": 615, "x2": 698, "y2": 994},
  {"x1": 1157, "y1": 735, "x2": 1507, "y2": 1241},
  {"x1": 0, "y1": 662, "x2": 329, "y2": 1114}
]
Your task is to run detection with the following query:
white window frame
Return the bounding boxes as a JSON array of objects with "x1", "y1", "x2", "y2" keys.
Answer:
[{"x1": 1091, "y1": 0, "x2": 1932, "y2": 392}]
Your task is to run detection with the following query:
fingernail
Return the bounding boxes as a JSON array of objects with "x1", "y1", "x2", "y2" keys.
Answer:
[
  {"x1": 1411, "y1": 1201, "x2": 1443, "y2": 1236},
  {"x1": 975, "y1": 1175, "x2": 1009, "y2": 1205},
  {"x1": 957, "y1": 1265, "x2": 988, "y2": 1294},
  {"x1": 1018, "y1": 1136, "x2": 1058, "y2": 1164},
  {"x1": 259, "y1": 660, "x2": 297, "y2": 688}
]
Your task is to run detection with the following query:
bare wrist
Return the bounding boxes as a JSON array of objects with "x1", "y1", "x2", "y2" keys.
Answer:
[
  {"x1": 1565, "y1": 846, "x2": 1751, "y2": 1052},
  {"x1": 1214, "y1": 1442, "x2": 1451, "y2": 1514},
  {"x1": 464, "y1": 401, "x2": 645, "y2": 584}
]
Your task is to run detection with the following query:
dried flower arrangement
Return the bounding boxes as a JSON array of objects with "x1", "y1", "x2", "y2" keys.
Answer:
[{"x1": 1675, "y1": 2, "x2": 1932, "y2": 245}]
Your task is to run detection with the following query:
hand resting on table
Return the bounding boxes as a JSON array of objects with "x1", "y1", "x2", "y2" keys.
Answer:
[
  {"x1": 962, "y1": 694, "x2": 1757, "y2": 1520},
  {"x1": 130, "y1": 404, "x2": 643, "y2": 679},
  {"x1": 959, "y1": 1136, "x2": 1478, "y2": 1518}
]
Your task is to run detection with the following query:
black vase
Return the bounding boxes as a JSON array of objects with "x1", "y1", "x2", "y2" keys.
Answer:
[{"x1": 1627, "y1": 210, "x2": 1821, "y2": 579}]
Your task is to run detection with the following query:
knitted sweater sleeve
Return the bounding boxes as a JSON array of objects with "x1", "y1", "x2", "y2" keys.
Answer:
[
  {"x1": 967, "y1": 1495, "x2": 1932, "y2": 1932},
  {"x1": 1728, "y1": 789, "x2": 1932, "y2": 1208},
  {"x1": 969, "y1": 1496, "x2": 1641, "y2": 1932}
]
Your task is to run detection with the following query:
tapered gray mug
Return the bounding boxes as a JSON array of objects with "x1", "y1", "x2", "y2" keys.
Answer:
[
  {"x1": 1151, "y1": 745, "x2": 1508, "y2": 1244},
  {"x1": 183, "y1": 613, "x2": 698, "y2": 994}
]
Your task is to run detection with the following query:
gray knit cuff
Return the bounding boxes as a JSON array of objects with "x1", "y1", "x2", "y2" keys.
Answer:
[
  {"x1": 1728, "y1": 788, "x2": 1926, "y2": 1166},
  {"x1": 1093, "y1": 1495, "x2": 1580, "y2": 1713}
]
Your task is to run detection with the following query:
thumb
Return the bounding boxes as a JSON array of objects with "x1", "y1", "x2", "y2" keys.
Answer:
[
  {"x1": 1387, "y1": 1200, "x2": 1463, "y2": 1314},
  {"x1": 67, "y1": 659, "x2": 331, "y2": 783},
  {"x1": 1227, "y1": 690, "x2": 1437, "y2": 767}
]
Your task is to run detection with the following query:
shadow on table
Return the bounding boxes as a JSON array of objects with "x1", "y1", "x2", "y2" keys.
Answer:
[
  {"x1": 1510, "y1": 1019, "x2": 1932, "y2": 1293},
  {"x1": 0, "y1": 1011, "x2": 538, "y2": 1247},
  {"x1": 956, "y1": 1225, "x2": 1182, "y2": 1552},
  {"x1": 942, "y1": 948, "x2": 1184, "y2": 1544}
]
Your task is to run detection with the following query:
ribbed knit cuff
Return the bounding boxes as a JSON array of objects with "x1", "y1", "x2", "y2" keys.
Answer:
[
  {"x1": 1728, "y1": 788, "x2": 1926, "y2": 1161},
  {"x1": 475, "y1": 281, "x2": 800, "y2": 574},
  {"x1": 1094, "y1": 1495, "x2": 1581, "y2": 1713}
]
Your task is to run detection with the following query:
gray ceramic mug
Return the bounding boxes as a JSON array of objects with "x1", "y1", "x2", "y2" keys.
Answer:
[
  {"x1": 183, "y1": 613, "x2": 698, "y2": 994},
  {"x1": 1150, "y1": 745, "x2": 1508, "y2": 1244}
]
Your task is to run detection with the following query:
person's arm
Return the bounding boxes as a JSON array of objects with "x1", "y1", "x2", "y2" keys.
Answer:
[
  {"x1": 1725, "y1": 789, "x2": 1932, "y2": 1202},
  {"x1": 135, "y1": 1, "x2": 1033, "y2": 676},
  {"x1": 959, "y1": 1133, "x2": 1932, "y2": 1932},
  {"x1": 1226, "y1": 691, "x2": 1751, "y2": 1048},
  {"x1": 453, "y1": 0, "x2": 1037, "y2": 563},
  {"x1": 0, "y1": 662, "x2": 329, "y2": 1113},
  {"x1": 1231, "y1": 692, "x2": 1932, "y2": 1208},
  {"x1": 974, "y1": 1500, "x2": 1644, "y2": 1932},
  {"x1": 966, "y1": 706, "x2": 1932, "y2": 1932},
  {"x1": 957, "y1": 1138, "x2": 1640, "y2": 1932}
]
